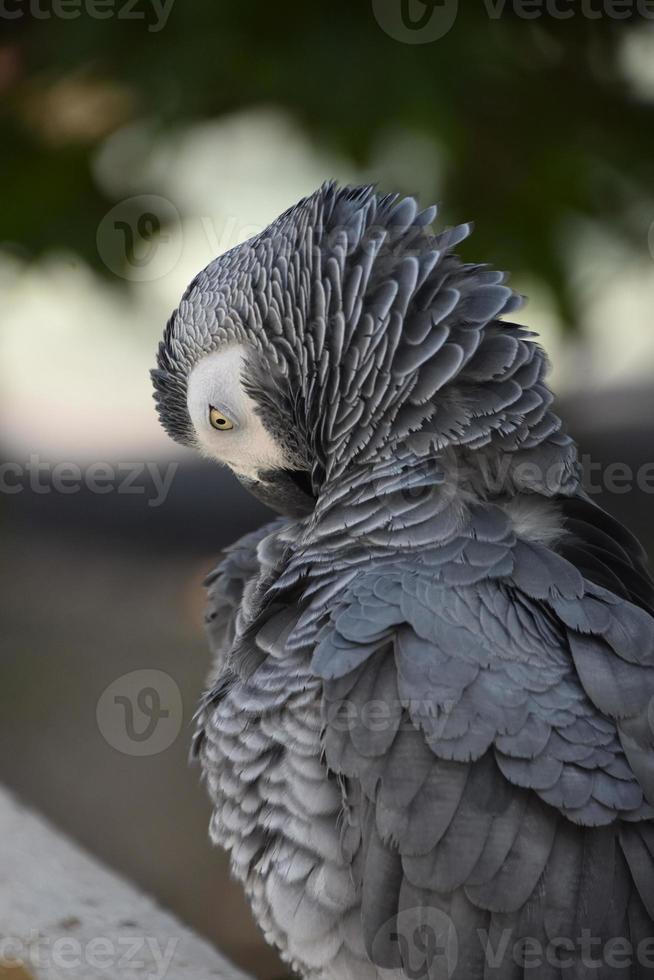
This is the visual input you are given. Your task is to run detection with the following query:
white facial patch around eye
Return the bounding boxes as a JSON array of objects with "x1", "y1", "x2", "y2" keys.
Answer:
[{"x1": 186, "y1": 345, "x2": 289, "y2": 480}]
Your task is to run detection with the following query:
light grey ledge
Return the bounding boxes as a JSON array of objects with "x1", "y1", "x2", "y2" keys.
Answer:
[{"x1": 0, "y1": 786, "x2": 252, "y2": 980}]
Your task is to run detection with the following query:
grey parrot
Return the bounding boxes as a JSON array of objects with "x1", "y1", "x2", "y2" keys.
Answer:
[{"x1": 153, "y1": 183, "x2": 654, "y2": 980}]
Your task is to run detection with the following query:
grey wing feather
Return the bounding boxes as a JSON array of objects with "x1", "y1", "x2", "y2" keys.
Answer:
[
  {"x1": 204, "y1": 517, "x2": 288, "y2": 657},
  {"x1": 300, "y1": 500, "x2": 654, "y2": 978},
  {"x1": 193, "y1": 518, "x2": 287, "y2": 759}
]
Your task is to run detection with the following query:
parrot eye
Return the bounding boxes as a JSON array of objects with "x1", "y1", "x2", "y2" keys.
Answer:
[{"x1": 209, "y1": 406, "x2": 234, "y2": 431}]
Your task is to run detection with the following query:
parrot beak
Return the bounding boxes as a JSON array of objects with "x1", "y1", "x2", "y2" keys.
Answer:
[{"x1": 234, "y1": 467, "x2": 316, "y2": 518}]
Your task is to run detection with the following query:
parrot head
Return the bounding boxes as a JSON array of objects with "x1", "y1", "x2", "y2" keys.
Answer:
[{"x1": 153, "y1": 182, "x2": 574, "y2": 518}]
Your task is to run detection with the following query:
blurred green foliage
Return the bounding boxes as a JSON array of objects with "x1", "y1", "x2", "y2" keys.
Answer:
[{"x1": 1, "y1": 2, "x2": 654, "y2": 328}]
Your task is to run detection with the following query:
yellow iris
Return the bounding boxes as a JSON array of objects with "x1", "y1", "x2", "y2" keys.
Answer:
[{"x1": 209, "y1": 406, "x2": 234, "y2": 431}]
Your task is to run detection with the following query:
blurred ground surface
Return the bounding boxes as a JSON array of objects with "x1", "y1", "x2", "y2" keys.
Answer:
[{"x1": 0, "y1": 466, "x2": 283, "y2": 979}]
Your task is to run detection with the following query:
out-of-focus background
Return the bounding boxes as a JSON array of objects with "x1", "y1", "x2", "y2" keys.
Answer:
[{"x1": 1, "y1": 3, "x2": 654, "y2": 977}]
